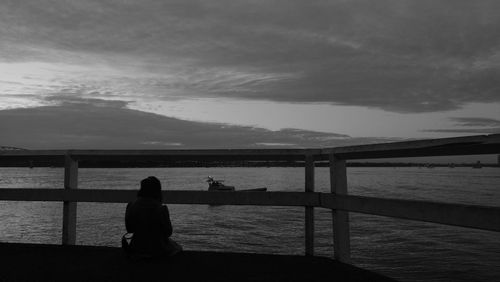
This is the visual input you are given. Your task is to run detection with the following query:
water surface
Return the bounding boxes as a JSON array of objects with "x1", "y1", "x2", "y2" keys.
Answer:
[{"x1": 0, "y1": 167, "x2": 499, "y2": 281}]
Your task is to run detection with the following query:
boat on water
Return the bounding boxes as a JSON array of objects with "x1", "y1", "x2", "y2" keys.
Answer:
[
  {"x1": 472, "y1": 161, "x2": 482, "y2": 169},
  {"x1": 206, "y1": 176, "x2": 267, "y2": 192}
]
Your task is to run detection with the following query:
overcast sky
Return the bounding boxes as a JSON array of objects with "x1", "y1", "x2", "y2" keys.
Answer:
[{"x1": 1, "y1": 0, "x2": 499, "y2": 150}]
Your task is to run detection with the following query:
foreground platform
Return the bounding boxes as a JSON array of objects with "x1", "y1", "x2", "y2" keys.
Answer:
[{"x1": 0, "y1": 243, "x2": 395, "y2": 281}]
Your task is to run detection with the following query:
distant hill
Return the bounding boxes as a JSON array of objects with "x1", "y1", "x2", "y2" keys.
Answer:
[{"x1": 0, "y1": 146, "x2": 26, "y2": 151}]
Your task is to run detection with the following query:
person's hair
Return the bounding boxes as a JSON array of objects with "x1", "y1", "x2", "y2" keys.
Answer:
[{"x1": 138, "y1": 176, "x2": 162, "y2": 201}]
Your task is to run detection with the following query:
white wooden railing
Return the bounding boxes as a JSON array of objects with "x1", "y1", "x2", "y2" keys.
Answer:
[{"x1": 1, "y1": 134, "x2": 499, "y2": 264}]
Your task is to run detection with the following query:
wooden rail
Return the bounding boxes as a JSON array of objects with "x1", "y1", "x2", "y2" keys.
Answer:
[
  {"x1": 0, "y1": 189, "x2": 320, "y2": 206},
  {"x1": 2, "y1": 189, "x2": 498, "y2": 232},
  {"x1": 320, "y1": 194, "x2": 500, "y2": 232},
  {"x1": 0, "y1": 133, "x2": 499, "y2": 263},
  {"x1": 322, "y1": 133, "x2": 500, "y2": 160}
]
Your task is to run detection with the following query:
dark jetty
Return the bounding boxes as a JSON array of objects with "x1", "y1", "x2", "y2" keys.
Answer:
[{"x1": 0, "y1": 243, "x2": 395, "y2": 281}]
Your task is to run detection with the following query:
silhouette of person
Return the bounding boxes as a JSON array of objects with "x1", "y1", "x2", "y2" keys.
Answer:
[{"x1": 125, "y1": 176, "x2": 182, "y2": 258}]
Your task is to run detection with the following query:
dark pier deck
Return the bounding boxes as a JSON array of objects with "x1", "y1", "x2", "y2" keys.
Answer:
[{"x1": 0, "y1": 243, "x2": 394, "y2": 282}]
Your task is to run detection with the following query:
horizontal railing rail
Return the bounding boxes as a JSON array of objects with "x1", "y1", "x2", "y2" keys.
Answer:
[
  {"x1": 0, "y1": 189, "x2": 320, "y2": 207},
  {"x1": 1, "y1": 189, "x2": 498, "y2": 232},
  {"x1": 320, "y1": 194, "x2": 500, "y2": 232},
  {"x1": 0, "y1": 148, "x2": 322, "y2": 162},
  {"x1": 323, "y1": 133, "x2": 500, "y2": 160},
  {"x1": 0, "y1": 134, "x2": 498, "y2": 163},
  {"x1": 1, "y1": 133, "x2": 499, "y2": 264}
]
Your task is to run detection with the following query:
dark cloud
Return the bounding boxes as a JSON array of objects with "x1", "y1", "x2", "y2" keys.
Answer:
[
  {"x1": 0, "y1": 98, "x2": 399, "y2": 149},
  {"x1": 1, "y1": 0, "x2": 500, "y2": 112},
  {"x1": 422, "y1": 117, "x2": 500, "y2": 134}
]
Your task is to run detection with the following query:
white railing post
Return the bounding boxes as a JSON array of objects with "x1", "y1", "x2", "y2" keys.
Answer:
[
  {"x1": 305, "y1": 154, "x2": 315, "y2": 256},
  {"x1": 329, "y1": 153, "x2": 351, "y2": 263},
  {"x1": 62, "y1": 153, "x2": 78, "y2": 245}
]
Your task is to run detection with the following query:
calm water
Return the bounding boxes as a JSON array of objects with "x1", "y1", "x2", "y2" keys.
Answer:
[{"x1": 0, "y1": 167, "x2": 499, "y2": 281}]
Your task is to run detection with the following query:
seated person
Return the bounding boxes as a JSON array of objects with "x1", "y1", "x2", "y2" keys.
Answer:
[{"x1": 125, "y1": 176, "x2": 182, "y2": 258}]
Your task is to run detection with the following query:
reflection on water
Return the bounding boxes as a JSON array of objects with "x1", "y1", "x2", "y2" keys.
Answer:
[{"x1": 1, "y1": 167, "x2": 499, "y2": 281}]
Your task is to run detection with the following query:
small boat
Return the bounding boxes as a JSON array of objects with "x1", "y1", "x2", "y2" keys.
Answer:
[
  {"x1": 207, "y1": 176, "x2": 235, "y2": 191},
  {"x1": 472, "y1": 161, "x2": 482, "y2": 169},
  {"x1": 206, "y1": 176, "x2": 267, "y2": 192}
]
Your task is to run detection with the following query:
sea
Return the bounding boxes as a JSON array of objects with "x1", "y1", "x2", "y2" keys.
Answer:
[{"x1": 0, "y1": 166, "x2": 499, "y2": 281}]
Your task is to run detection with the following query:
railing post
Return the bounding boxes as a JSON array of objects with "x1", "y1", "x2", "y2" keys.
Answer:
[
  {"x1": 305, "y1": 154, "x2": 315, "y2": 256},
  {"x1": 329, "y1": 153, "x2": 351, "y2": 263},
  {"x1": 62, "y1": 153, "x2": 78, "y2": 245}
]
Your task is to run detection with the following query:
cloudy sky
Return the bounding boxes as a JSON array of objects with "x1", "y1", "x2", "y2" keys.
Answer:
[{"x1": 1, "y1": 0, "x2": 499, "y2": 150}]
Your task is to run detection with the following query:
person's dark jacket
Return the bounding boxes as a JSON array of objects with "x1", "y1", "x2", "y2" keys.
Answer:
[{"x1": 125, "y1": 197, "x2": 173, "y2": 256}]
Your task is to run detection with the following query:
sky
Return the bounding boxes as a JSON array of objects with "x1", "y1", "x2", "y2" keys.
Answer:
[{"x1": 1, "y1": 0, "x2": 499, "y2": 154}]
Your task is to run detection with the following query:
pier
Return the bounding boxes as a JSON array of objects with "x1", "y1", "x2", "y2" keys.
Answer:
[
  {"x1": 0, "y1": 133, "x2": 499, "y2": 281},
  {"x1": 0, "y1": 242, "x2": 393, "y2": 281}
]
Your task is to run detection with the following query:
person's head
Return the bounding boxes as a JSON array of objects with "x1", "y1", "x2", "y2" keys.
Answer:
[{"x1": 138, "y1": 176, "x2": 162, "y2": 201}]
